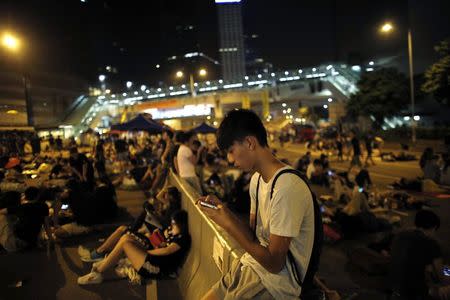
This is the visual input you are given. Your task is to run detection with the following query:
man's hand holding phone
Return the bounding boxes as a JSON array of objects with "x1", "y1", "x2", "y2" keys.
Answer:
[{"x1": 196, "y1": 195, "x2": 232, "y2": 229}]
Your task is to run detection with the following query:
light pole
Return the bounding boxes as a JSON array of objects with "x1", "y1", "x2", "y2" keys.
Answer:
[
  {"x1": 176, "y1": 68, "x2": 207, "y2": 97},
  {"x1": 2, "y1": 32, "x2": 34, "y2": 127},
  {"x1": 380, "y1": 22, "x2": 416, "y2": 144}
]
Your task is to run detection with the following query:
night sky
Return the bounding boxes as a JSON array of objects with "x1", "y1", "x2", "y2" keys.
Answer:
[{"x1": 0, "y1": 0, "x2": 449, "y2": 84}]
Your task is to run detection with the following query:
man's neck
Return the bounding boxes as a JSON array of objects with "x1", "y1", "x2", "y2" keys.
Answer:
[{"x1": 255, "y1": 148, "x2": 285, "y2": 183}]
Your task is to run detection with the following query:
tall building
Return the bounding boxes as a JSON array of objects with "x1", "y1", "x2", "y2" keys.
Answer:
[{"x1": 216, "y1": 0, "x2": 246, "y2": 82}]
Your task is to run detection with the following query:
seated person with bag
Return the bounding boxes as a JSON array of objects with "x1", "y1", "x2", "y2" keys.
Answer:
[{"x1": 77, "y1": 210, "x2": 191, "y2": 285}]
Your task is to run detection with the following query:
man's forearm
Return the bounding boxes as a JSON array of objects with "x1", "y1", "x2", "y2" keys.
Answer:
[{"x1": 222, "y1": 212, "x2": 282, "y2": 273}]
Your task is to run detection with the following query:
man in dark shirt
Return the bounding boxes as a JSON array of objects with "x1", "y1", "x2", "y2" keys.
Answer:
[
  {"x1": 348, "y1": 131, "x2": 362, "y2": 172},
  {"x1": 390, "y1": 210, "x2": 447, "y2": 299}
]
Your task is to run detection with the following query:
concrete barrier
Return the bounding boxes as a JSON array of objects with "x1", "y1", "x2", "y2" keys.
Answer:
[{"x1": 168, "y1": 171, "x2": 244, "y2": 300}]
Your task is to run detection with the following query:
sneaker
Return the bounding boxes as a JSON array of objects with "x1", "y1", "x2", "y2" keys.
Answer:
[
  {"x1": 81, "y1": 250, "x2": 105, "y2": 262},
  {"x1": 114, "y1": 265, "x2": 128, "y2": 279},
  {"x1": 78, "y1": 245, "x2": 91, "y2": 258},
  {"x1": 77, "y1": 271, "x2": 103, "y2": 285},
  {"x1": 125, "y1": 267, "x2": 142, "y2": 285}
]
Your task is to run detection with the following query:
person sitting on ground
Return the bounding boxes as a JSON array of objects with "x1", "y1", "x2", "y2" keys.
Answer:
[
  {"x1": 78, "y1": 185, "x2": 182, "y2": 262},
  {"x1": 307, "y1": 158, "x2": 329, "y2": 186},
  {"x1": 77, "y1": 210, "x2": 191, "y2": 285},
  {"x1": 390, "y1": 209, "x2": 450, "y2": 300},
  {"x1": 295, "y1": 151, "x2": 311, "y2": 173},
  {"x1": 423, "y1": 155, "x2": 441, "y2": 184},
  {"x1": 0, "y1": 187, "x2": 52, "y2": 251}
]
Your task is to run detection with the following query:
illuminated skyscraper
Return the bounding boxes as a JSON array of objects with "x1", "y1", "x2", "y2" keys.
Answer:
[{"x1": 215, "y1": 0, "x2": 246, "y2": 82}]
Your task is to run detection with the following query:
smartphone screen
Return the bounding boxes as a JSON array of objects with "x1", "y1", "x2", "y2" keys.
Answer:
[{"x1": 199, "y1": 201, "x2": 218, "y2": 210}]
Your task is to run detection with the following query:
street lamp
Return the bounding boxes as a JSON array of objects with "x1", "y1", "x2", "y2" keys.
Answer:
[
  {"x1": 1, "y1": 31, "x2": 34, "y2": 126},
  {"x1": 99, "y1": 74, "x2": 106, "y2": 82},
  {"x1": 175, "y1": 68, "x2": 207, "y2": 96},
  {"x1": 380, "y1": 21, "x2": 416, "y2": 143},
  {"x1": 126, "y1": 81, "x2": 133, "y2": 88}
]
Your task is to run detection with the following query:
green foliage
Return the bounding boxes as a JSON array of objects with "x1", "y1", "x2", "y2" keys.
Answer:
[
  {"x1": 421, "y1": 39, "x2": 450, "y2": 105},
  {"x1": 346, "y1": 67, "x2": 409, "y2": 128}
]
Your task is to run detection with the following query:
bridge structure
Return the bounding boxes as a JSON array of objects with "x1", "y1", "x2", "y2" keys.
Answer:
[{"x1": 62, "y1": 63, "x2": 375, "y2": 134}]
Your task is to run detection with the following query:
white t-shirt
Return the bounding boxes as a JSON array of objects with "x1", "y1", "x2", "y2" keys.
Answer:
[
  {"x1": 177, "y1": 144, "x2": 196, "y2": 178},
  {"x1": 240, "y1": 166, "x2": 315, "y2": 299}
]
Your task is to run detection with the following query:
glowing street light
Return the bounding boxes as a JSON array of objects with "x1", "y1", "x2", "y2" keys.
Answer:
[
  {"x1": 2, "y1": 32, "x2": 20, "y2": 52},
  {"x1": 140, "y1": 85, "x2": 146, "y2": 91},
  {"x1": 380, "y1": 22, "x2": 393, "y2": 33},
  {"x1": 199, "y1": 69, "x2": 207, "y2": 77},
  {"x1": 380, "y1": 21, "x2": 416, "y2": 143},
  {"x1": 126, "y1": 81, "x2": 133, "y2": 88},
  {"x1": 99, "y1": 74, "x2": 106, "y2": 82},
  {"x1": 176, "y1": 71, "x2": 184, "y2": 78}
]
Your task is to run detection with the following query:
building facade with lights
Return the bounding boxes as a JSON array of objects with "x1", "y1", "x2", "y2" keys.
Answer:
[{"x1": 216, "y1": 0, "x2": 246, "y2": 82}]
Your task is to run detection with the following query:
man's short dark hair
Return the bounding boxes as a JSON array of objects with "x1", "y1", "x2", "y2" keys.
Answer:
[
  {"x1": 415, "y1": 209, "x2": 440, "y2": 230},
  {"x1": 182, "y1": 131, "x2": 195, "y2": 144},
  {"x1": 163, "y1": 129, "x2": 174, "y2": 139},
  {"x1": 217, "y1": 109, "x2": 268, "y2": 151}
]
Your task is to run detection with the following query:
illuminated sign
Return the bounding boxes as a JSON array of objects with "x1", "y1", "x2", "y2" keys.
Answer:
[
  {"x1": 215, "y1": 0, "x2": 241, "y2": 3},
  {"x1": 144, "y1": 104, "x2": 213, "y2": 119}
]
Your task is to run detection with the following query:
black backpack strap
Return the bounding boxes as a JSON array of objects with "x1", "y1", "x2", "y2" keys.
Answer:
[{"x1": 269, "y1": 169, "x2": 323, "y2": 292}]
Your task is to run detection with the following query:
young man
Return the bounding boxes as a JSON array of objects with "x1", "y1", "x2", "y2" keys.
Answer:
[
  {"x1": 177, "y1": 131, "x2": 202, "y2": 193},
  {"x1": 198, "y1": 109, "x2": 316, "y2": 299},
  {"x1": 348, "y1": 131, "x2": 362, "y2": 172}
]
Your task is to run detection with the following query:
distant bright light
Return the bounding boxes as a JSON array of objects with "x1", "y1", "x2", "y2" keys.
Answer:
[
  {"x1": 213, "y1": 121, "x2": 218, "y2": 126},
  {"x1": 287, "y1": 108, "x2": 292, "y2": 113},
  {"x1": 2, "y1": 32, "x2": 20, "y2": 51},
  {"x1": 257, "y1": 74, "x2": 262, "y2": 78},
  {"x1": 380, "y1": 22, "x2": 393, "y2": 33},
  {"x1": 140, "y1": 85, "x2": 146, "y2": 91},
  {"x1": 283, "y1": 110, "x2": 286, "y2": 114},
  {"x1": 328, "y1": 98, "x2": 333, "y2": 102},
  {"x1": 298, "y1": 69, "x2": 303, "y2": 74},
  {"x1": 169, "y1": 86, "x2": 174, "y2": 90},
  {"x1": 156, "y1": 64, "x2": 160, "y2": 69},
  {"x1": 219, "y1": 79, "x2": 223, "y2": 84},
  {"x1": 413, "y1": 115, "x2": 420, "y2": 121},
  {"x1": 404, "y1": 116, "x2": 410, "y2": 121},
  {"x1": 181, "y1": 84, "x2": 186, "y2": 88},
  {"x1": 207, "y1": 116, "x2": 211, "y2": 120},
  {"x1": 206, "y1": 81, "x2": 211, "y2": 85},
  {"x1": 122, "y1": 93, "x2": 127, "y2": 96},
  {"x1": 6, "y1": 109, "x2": 18, "y2": 114},
  {"x1": 105, "y1": 89, "x2": 111, "y2": 94},
  {"x1": 244, "y1": 76, "x2": 249, "y2": 80},
  {"x1": 351, "y1": 65, "x2": 361, "y2": 72},
  {"x1": 176, "y1": 71, "x2": 183, "y2": 78},
  {"x1": 111, "y1": 94, "x2": 116, "y2": 98},
  {"x1": 271, "y1": 73, "x2": 276, "y2": 77},
  {"x1": 282, "y1": 103, "x2": 287, "y2": 107},
  {"x1": 134, "y1": 91, "x2": 138, "y2": 95},
  {"x1": 99, "y1": 74, "x2": 106, "y2": 82},
  {"x1": 199, "y1": 69, "x2": 207, "y2": 76},
  {"x1": 157, "y1": 88, "x2": 162, "y2": 92},
  {"x1": 312, "y1": 68, "x2": 317, "y2": 72},
  {"x1": 369, "y1": 61, "x2": 374, "y2": 66},
  {"x1": 145, "y1": 90, "x2": 150, "y2": 93},
  {"x1": 126, "y1": 81, "x2": 132, "y2": 88},
  {"x1": 366, "y1": 68, "x2": 374, "y2": 72},
  {"x1": 323, "y1": 104, "x2": 328, "y2": 109},
  {"x1": 284, "y1": 71, "x2": 289, "y2": 75}
]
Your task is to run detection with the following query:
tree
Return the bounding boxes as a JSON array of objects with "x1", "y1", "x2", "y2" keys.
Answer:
[
  {"x1": 346, "y1": 67, "x2": 409, "y2": 128},
  {"x1": 421, "y1": 39, "x2": 450, "y2": 106}
]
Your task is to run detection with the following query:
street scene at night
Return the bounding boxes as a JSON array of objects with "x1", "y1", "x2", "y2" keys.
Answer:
[{"x1": 0, "y1": 1, "x2": 449, "y2": 299}]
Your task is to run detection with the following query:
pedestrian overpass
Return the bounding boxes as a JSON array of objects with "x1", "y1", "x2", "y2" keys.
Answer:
[{"x1": 61, "y1": 63, "x2": 370, "y2": 134}]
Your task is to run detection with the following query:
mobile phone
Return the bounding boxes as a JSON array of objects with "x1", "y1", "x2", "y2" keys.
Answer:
[
  {"x1": 61, "y1": 204, "x2": 69, "y2": 210},
  {"x1": 199, "y1": 201, "x2": 218, "y2": 210},
  {"x1": 444, "y1": 266, "x2": 450, "y2": 277},
  {"x1": 358, "y1": 187, "x2": 364, "y2": 193},
  {"x1": 327, "y1": 170, "x2": 334, "y2": 176}
]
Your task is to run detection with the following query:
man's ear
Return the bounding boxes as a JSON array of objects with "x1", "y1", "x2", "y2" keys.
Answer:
[{"x1": 245, "y1": 136, "x2": 257, "y2": 151}]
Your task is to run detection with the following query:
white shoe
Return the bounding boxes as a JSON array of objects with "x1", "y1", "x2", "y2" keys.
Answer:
[
  {"x1": 77, "y1": 271, "x2": 103, "y2": 285},
  {"x1": 114, "y1": 265, "x2": 128, "y2": 279},
  {"x1": 78, "y1": 245, "x2": 91, "y2": 258}
]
